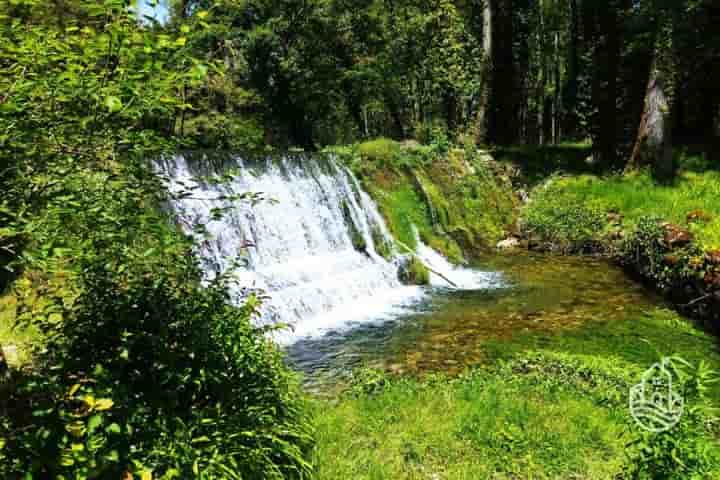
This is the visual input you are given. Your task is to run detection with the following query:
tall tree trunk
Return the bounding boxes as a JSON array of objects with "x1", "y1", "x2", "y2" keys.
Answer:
[
  {"x1": 553, "y1": 30, "x2": 561, "y2": 144},
  {"x1": 627, "y1": 21, "x2": 676, "y2": 179},
  {"x1": 584, "y1": 1, "x2": 621, "y2": 168},
  {"x1": 490, "y1": 0, "x2": 516, "y2": 144},
  {"x1": 475, "y1": 0, "x2": 493, "y2": 145},
  {"x1": 563, "y1": 0, "x2": 579, "y2": 138},
  {"x1": 536, "y1": 4, "x2": 546, "y2": 145}
]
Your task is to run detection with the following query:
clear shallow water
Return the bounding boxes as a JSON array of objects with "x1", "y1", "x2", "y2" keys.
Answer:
[{"x1": 286, "y1": 253, "x2": 665, "y2": 390}]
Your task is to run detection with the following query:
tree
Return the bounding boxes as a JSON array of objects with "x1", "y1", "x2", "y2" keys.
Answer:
[{"x1": 627, "y1": 17, "x2": 676, "y2": 179}]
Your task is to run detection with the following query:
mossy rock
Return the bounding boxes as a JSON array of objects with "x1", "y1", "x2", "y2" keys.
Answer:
[{"x1": 398, "y1": 256, "x2": 430, "y2": 285}]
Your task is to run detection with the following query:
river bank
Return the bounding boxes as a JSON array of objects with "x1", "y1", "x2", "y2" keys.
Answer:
[{"x1": 513, "y1": 148, "x2": 720, "y2": 329}]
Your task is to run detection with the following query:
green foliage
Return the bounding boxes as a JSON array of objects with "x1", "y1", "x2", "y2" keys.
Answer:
[
  {"x1": 625, "y1": 358, "x2": 720, "y2": 479},
  {"x1": 0, "y1": 2, "x2": 313, "y2": 477},
  {"x1": 522, "y1": 164, "x2": 720, "y2": 252},
  {"x1": 522, "y1": 177, "x2": 608, "y2": 252},
  {"x1": 334, "y1": 139, "x2": 517, "y2": 261},
  {"x1": 183, "y1": 113, "x2": 265, "y2": 152},
  {"x1": 356, "y1": 138, "x2": 402, "y2": 167}
]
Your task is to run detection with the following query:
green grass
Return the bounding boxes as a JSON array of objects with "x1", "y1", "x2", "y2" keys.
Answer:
[
  {"x1": 484, "y1": 307, "x2": 720, "y2": 399},
  {"x1": 547, "y1": 171, "x2": 720, "y2": 248},
  {"x1": 314, "y1": 307, "x2": 720, "y2": 479},
  {"x1": 314, "y1": 353, "x2": 641, "y2": 479},
  {"x1": 523, "y1": 167, "x2": 720, "y2": 250}
]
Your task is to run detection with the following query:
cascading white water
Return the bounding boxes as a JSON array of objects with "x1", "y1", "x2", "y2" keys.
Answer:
[
  {"x1": 158, "y1": 153, "x2": 425, "y2": 342},
  {"x1": 157, "y1": 153, "x2": 501, "y2": 344},
  {"x1": 416, "y1": 240, "x2": 504, "y2": 290}
]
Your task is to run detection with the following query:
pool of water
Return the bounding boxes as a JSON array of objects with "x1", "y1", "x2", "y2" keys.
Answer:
[{"x1": 286, "y1": 253, "x2": 666, "y2": 390}]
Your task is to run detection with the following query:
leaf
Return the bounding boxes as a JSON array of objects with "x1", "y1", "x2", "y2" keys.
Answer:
[
  {"x1": 104, "y1": 96, "x2": 122, "y2": 113},
  {"x1": 94, "y1": 398, "x2": 114, "y2": 411},
  {"x1": 67, "y1": 383, "x2": 81, "y2": 397},
  {"x1": 106, "y1": 423, "x2": 122, "y2": 435},
  {"x1": 87, "y1": 414, "x2": 102, "y2": 433}
]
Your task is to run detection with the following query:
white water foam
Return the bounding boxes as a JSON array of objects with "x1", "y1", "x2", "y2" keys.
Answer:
[{"x1": 416, "y1": 240, "x2": 504, "y2": 290}]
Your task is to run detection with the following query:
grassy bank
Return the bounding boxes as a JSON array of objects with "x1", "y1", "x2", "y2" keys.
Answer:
[
  {"x1": 515, "y1": 150, "x2": 720, "y2": 324},
  {"x1": 522, "y1": 168, "x2": 720, "y2": 251},
  {"x1": 330, "y1": 139, "x2": 518, "y2": 263},
  {"x1": 314, "y1": 343, "x2": 720, "y2": 479}
]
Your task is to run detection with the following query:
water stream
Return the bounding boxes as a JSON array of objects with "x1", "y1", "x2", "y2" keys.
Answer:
[{"x1": 159, "y1": 153, "x2": 671, "y2": 390}]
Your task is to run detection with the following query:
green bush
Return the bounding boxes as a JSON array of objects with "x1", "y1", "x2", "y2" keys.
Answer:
[
  {"x1": 522, "y1": 178, "x2": 607, "y2": 252},
  {"x1": 0, "y1": 162, "x2": 313, "y2": 479}
]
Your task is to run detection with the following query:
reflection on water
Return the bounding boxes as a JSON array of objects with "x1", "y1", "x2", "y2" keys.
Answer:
[{"x1": 285, "y1": 253, "x2": 663, "y2": 390}]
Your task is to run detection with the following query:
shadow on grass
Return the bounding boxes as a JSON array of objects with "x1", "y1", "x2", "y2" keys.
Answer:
[{"x1": 492, "y1": 143, "x2": 596, "y2": 186}]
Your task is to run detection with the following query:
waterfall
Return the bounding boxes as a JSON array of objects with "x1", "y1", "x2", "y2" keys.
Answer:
[{"x1": 157, "y1": 153, "x2": 501, "y2": 344}]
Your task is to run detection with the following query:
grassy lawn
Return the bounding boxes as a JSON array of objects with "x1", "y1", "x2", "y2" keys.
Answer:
[
  {"x1": 530, "y1": 170, "x2": 720, "y2": 249},
  {"x1": 314, "y1": 354, "x2": 631, "y2": 480}
]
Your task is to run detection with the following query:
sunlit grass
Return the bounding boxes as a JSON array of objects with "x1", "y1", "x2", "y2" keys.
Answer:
[
  {"x1": 535, "y1": 169, "x2": 720, "y2": 249},
  {"x1": 313, "y1": 360, "x2": 629, "y2": 479}
]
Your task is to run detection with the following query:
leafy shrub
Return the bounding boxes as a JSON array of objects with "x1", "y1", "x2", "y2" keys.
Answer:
[
  {"x1": 0, "y1": 162, "x2": 314, "y2": 479},
  {"x1": 184, "y1": 113, "x2": 265, "y2": 152},
  {"x1": 522, "y1": 179, "x2": 607, "y2": 252}
]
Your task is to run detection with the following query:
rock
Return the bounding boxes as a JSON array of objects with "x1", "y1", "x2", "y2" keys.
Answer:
[
  {"x1": 662, "y1": 223, "x2": 693, "y2": 248},
  {"x1": 687, "y1": 210, "x2": 713, "y2": 224},
  {"x1": 704, "y1": 272, "x2": 720, "y2": 289},
  {"x1": 705, "y1": 250, "x2": 720, "y2": 265},
  {"x1": 497, "y1": 237, "x2": 521, "y2": 250}
]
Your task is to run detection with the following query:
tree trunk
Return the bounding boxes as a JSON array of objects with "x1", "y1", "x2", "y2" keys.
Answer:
[
  {"x1": 475, "y1": 0, "x2": 493, "y2": 145},
  {"x1": 583, "y1": 1, "x2": 621, "y2": 168},
  {"x1": 536, "y1": 4, "x2": 546, "y2": 145},
  {"x1": 490, "y1": 0, "x2": 516, "y2": 144},
  {"x1": 627, "y1": 23, "x2": 676, "y2": 179},
  {"x1": 563, "y1": 0, "x2": 579, "y2": 138}
]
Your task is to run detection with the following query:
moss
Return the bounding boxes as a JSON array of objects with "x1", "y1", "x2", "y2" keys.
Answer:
[
  {"x1": 340, "y1": 201, "x2": 367, "y2": 253},
  {"x1": 398, "y1": 256, "x2": 430, "y2": 285},
  {"x1": 357, "y1": 138, "x2": 402, "y2": 166},
  {"x1": 343, "y1": 138, "x2": 517, "y2": 263},
  {"x1": 371, "y1": 227, "x2": 394, "y2": 260}
]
